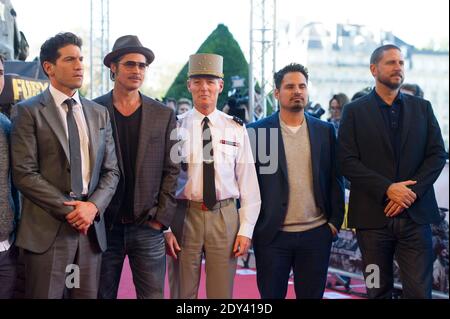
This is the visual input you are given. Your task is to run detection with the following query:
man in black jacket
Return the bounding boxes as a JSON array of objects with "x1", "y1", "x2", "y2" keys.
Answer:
[
  {"x1": 338, "y1": 44, "x2": 447, "y2": 299},
  {"x1": 95, "y1": 35, "x2": 179, "y2": 299},
  {"x1": 248, "y1": 63, "x2": 344, "y2": 299}
]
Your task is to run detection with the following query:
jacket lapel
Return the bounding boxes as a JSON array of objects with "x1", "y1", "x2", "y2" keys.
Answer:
[
  {"x1": 104, "y1": 92, "x2": 125, "y2": 176},
  {"x1": 39, "y1": 89, "x2": 70, "y2": 162},
  {"x1": 80, "y1": 97, "x2": 98, "y2": 186},
  {"x1": 135, "y1": 95, "x2": 156, "y2": 177},
  {"x1": 400, "y1": 96, "x2": 411, "y2": 153},
  {"x1": 367, "y1": 91, "x2": 395, "y2": 160},
  {"x1": 270, "y1": 112, "x2": 288, "y2": 180},
  {"x1": 305, "y1": 114, "x2": 321, "y2": 192}
]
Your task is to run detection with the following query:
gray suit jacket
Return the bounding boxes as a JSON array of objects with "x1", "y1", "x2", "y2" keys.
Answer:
[
  {"x1": 94, "y1": 91, "x2": 179, "y2": 229},
  {"x1": 10, "y1": 89, "x2": 120, "y2": 253}
]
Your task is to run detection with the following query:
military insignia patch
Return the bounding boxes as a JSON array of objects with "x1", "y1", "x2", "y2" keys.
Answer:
[{"x1": 220, "y1": 139, "x2": 239, "y2": 147}]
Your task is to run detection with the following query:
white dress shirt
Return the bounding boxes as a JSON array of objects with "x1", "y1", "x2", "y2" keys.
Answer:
[
  {"x1": 49, "y1": 85, "x2": 90, "y2": 195},
  {"x1": 175, "y1": 108, "x2": 261, "y2": 238}
]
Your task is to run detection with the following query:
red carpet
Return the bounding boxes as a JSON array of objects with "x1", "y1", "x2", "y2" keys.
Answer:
[{"x1": 117, "y1": 257, "x2": 365, "y2": 299}]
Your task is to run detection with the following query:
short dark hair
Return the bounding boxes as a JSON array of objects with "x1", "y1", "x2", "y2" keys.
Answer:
[
  {"x1": 165, "y1": 97, "x2": 177, "y2": 105},
  {"x1": 274, "y1": 63, "x2": 309, "y2": 90},
  {"x1": 370, "y1": 44, "x2": 401, "y2": 65},
  {"x1": 329, "y1": 93, "x2": 349, "y2": 109},
  {"x1": 401, "y1": 83, "x2": 424, "y2": 98},
  {"x1": 351, "y1": 87, "x2": 372, "y2": 101},
  {"x1": 39, "y1": 32, "x2": 83, "y2": 76}
]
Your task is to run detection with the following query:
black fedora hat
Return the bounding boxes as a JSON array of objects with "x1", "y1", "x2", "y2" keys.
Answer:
[{"x1": 103, "y1": 35, "x2": 155, "y2": 67}]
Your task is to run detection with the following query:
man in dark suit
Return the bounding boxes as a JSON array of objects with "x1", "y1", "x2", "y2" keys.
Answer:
[
  {"x1": 95, "y1": 35, "x2": 179, "y2": 299},
  {"x1": 248, "y1": 63, "x2": 344, "y2": 299},
  {"x1": 338, "y1": 44, "x2": 447, "y2": 299},
  {"x1": 10, "y1": 32, "x2": 119, "y2": 299}
]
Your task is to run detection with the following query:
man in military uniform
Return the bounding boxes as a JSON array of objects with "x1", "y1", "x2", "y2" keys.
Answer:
[{"x1": 165, "y1": 53, "x2": 261, "y2": 299}]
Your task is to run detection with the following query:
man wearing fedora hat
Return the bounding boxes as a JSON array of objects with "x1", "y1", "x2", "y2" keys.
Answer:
[
  {"x1": 164, "y1": 53, "x2": 261, "y2": 299},
  {"x1": 94, "y1": 35, "x2": 179, "y2": 299}
]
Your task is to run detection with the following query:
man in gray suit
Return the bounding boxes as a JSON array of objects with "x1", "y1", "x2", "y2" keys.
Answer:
[
  {"x1": 10, "y1": 32, "x2": 119, "y2": 299},
  {"x1": 95, "y1": 35, "x2": 179, "y2": 299}
]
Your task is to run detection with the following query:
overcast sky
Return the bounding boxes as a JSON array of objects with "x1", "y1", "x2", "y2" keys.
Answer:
[
  {"x1": 9, "y1": 0, "x2": 449, "y2": 97},
  {"x1": 13, "y1": 0, "x2": 449, "y2": 63}
]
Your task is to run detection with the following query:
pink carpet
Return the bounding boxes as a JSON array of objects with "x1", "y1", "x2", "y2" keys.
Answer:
[{"x1": 117, "y1": 257, "x2": 365, "y2": 299}]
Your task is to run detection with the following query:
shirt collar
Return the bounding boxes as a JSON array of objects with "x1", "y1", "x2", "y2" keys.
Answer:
[
  {"x1": 192, "y1": 107, "x2": 219, "y2": 127},
  {"x1": 374, "y1": 90, "x2": 403, "y2": 108},
  {"x1": 278, "y1": 112, "x2": 304, "y2": 129},
  {"x1": 49, "y1": 84, "x2": 82, "y2": 109}
]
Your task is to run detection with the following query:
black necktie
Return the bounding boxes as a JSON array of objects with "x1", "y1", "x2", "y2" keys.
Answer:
[
  {"x1": 202, "y1": 117, "x2": 216, "y2": 210},
  {"x1": 65, "y1": 98, "x2": 83, "y2": 197}
]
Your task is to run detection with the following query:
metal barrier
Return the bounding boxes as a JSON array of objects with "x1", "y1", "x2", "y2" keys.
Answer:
[{"x1": 327, "y1": 267, "x2": 449, "y2": 299}]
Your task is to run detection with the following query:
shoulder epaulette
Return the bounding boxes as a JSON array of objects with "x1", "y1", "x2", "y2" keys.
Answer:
[{"x1": 232, "y1": 116, "x2": 244, "y2": 126}]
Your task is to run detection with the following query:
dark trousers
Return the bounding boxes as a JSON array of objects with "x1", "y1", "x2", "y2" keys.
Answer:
[
  {"x1": 23, "y1": 222, "x2": 102, "y2": 299},
  {"x1": 98, "y1": 223, "x2": 166, "y2": 299},
  {"x1": 0, "y1": 244, "x2": 18, "y2": 299},
  {"x1": 254, "y1": 223, "x2": 333, "y2": 299},
  {"x1": 356, "y1": 217, "x2": 433, "y2": 299}
]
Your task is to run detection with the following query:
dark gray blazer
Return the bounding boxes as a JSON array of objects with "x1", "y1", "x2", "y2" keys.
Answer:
[
  {"x1": 10, "y1": 89, "x2": 120, "y2": 253},
  {"x1": 94, "y1": 91, "x2": 179, "y2": 229}
]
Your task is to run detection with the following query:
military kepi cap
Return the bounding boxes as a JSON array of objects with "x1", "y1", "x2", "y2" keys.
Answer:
[{"x1": 188, "y1": 53, "x2": 224, "y2": 78}]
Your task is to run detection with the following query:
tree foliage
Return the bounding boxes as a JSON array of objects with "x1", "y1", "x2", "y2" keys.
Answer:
[{"x1": 165, "y1": 24, "x2": 249, "y2": 109}]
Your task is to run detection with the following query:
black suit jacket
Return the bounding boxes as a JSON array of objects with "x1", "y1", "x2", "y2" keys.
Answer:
[
  {"x1": 248, "y1": 112, "x2": 345, "y2": 246},
  {"x1": 94, "y1": 92, "x2": 180, "y2": 229},
  {"x1": 337, "y1": 90, "x2": 446, "y2": 228}
]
